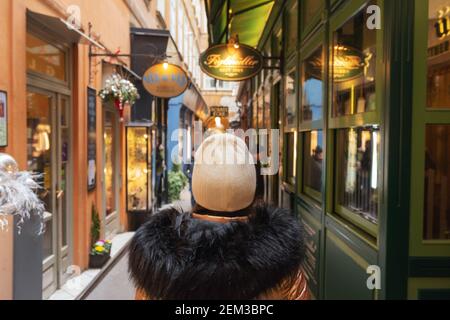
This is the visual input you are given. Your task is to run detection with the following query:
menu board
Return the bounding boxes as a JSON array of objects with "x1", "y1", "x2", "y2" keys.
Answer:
[{"x1": 87, "y1": 87, "x2": 96, "y2": 191}]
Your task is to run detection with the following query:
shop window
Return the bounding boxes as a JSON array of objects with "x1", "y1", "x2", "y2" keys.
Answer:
[
  {"x1": 127, "y1": 128, "x2": 152, "y2": 212},
  {"x1": 285, "y1": 132, "x2": 297, "y2": 185},
  {"x1": 26, "y1": 33, "x2": 66, "y2": 82},
  {"x1": 424, "y1": 125, "x2": 450, "y2": 240},
  {"x1": 285, "y1": 69, "x2": 297, "y2": 130},
  {"x1": 104, "y1": 111, "x2": 117, "y2": 216},
  {"x1": 303, "y1": 131, "x2": 323, "y2": 201},
  {"x1": 303, "y1": 0, "x2": 323, "y2": 29},
  {"x1": 27, "y1": 92, "x2": 53, "y2": 259},
  {"x1": 335, "y1": 126, "x2": 380, "y2": 232},
  {"x1": 302, "y1": 46, "x2": 324, "y2": 123},
  {"x1": 427, "y1": 0, "x2": 450, "y2": 109},
  {"x1": 331, "y1": 3, "x2": 377, "y2": 117}
]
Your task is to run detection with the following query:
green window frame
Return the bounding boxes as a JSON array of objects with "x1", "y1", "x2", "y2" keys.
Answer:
[
  {"x1": 283, "y1": 58, "x2": 298, "y2": 188},
  {"x1": 328, "y1": 0, "x2": 384, "y2": 239},
  {"x1": 298, "y1": 33, "x2": 326, "y2": 205},
  {"x1": 410, "y1": 0, "x2": 450, "y2": 256}
]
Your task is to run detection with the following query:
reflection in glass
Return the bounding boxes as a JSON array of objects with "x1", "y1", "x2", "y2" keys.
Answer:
[
  {"x1": 424, "y1": 125, "x2": 450, "y2": 240},
  {"x1": 127, "y1": 128, "x2": 151, "y2": 211},
  {"x1": 332, "y1": 2, "x2": 377, "y2": 117},
  {"x1": 336, "y1": 127, "x2": 380, "y2": 224},
  {"x1": 427, "y1": 0, "x2": 450, "y2": 109},
  {"x1": 27, "y1": 92, "x2": 52, "y2": 213},
  {"x1": 26, "y1": 33, "x2": 66, "y2": 81},
  {"x1": 104, "y1": 111, "x2": 116, "y2": 216},
  {"x1": 302, "y1": 47, "x2": 323, "y2": 122},
  {"x1": 303, "y1": 131, "x2": 323, "y2": 199},
  {"x1": 285, "y1": 71, "x2": 297, "y2": 130},
  {"x1": 285, "y1": 132, "x2": 297, "y2": 184},
  {"x1": 27, "y1": 92, "x2": 53, "y2": 259}
]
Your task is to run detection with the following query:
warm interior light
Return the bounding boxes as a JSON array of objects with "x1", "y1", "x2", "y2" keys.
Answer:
[
  {"x1": 233, "y1": 43, "x2": 240, "y2": 49},
  {"x1": 371, "y1": 131, "x2": 378, "y2": 189},
  {"x1": 215, "y1": 117, "x2": 221, "y2": 127},
  {"x1": 163, "y1": 62, "x2": 168, "y2": 70}
]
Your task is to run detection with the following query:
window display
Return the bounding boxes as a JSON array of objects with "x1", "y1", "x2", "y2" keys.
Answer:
[
  {"x1": 104, "y1": 111, "x2": 116, "y2": 216},
  {"x1": 303, "y1": 131, "x2": 323, "y2": 201},
  {"x1": 284, "y1": 132, "x2": 297, "y2": 185},
  {"x1": 127, "y1": 127, "x2": 152, "y2": 212},
  {"x1": 336, "y1": 126, "x2": 380, "y2": 226},
  {"x1": 332, "y1": 2, "x2": 377, "y2": 117},
  {"x1": 302, "y1": 46, "x2": 324, "y2": 123},
  {"x1": 27, "y1": 91, "x2": 53, "y2": 260}
]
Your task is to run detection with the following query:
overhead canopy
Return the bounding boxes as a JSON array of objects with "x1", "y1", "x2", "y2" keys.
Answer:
[
  {"x1": 204, "y1": 0, "x2": 274, "y2": 47},
  {"x1": 27, "y1": 10, "x2": 104, "y2": 49}
]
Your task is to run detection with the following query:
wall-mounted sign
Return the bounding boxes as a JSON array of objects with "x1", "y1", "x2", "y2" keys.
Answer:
[
  {"x1": 142, "y1": 63, "x2": 189, "y2": 98},
  {"x1": 332, "y1": 46, "x2": 366, "y2": 82},
  {"x1": 210, "y1": 106, "x2": 229, "y2": 118},
  {"x1": 87, "y1": 87, "x2": 97, "y2": 191},
  {"x1": 0, "y1": 91, "x2": 7, "y2": 147},
  {"x1": 200, "y1": 44, "x2": 263, "y2": 81}
]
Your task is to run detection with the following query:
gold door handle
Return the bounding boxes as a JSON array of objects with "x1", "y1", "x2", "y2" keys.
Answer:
[{"x1": 56, "y1": 189, "x2": 64, "y2": 199}]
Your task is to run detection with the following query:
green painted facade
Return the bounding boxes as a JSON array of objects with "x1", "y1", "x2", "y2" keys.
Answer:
[{"x1": 205, "y1": 0, "x2": 450, "y2": 300}]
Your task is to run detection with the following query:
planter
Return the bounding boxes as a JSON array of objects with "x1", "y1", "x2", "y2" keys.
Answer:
[
  {"x1": 127, "y1": 210, "x2": 152, "y2": 231},
  {"x1": 89, "y1": 253, "x2": 111, "y2": 269}
]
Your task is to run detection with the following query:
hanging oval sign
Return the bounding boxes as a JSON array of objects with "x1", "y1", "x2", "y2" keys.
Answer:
[
  {"x1": 142, "y1": 63, "x2": 189, "y2": 98},
  {"x1": 199, "y1": 43, "x2": 263, "y2": 81}
]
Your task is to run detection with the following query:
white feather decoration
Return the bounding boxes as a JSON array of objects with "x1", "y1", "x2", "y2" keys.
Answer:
[{"x1": 0, "y1": 171, "x2": 45, "y2": 234}]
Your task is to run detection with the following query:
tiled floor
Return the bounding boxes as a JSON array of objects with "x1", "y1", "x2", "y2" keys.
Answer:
[{"x1": 48, "y1": 232, "x2": 134, "y2": 300}]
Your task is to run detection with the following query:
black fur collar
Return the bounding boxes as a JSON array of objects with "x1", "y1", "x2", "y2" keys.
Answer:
[{"x1": 128, "y1": 205, "x2": 305, "y2": 300}]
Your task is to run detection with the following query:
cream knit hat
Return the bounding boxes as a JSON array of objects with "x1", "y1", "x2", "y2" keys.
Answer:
[{"x1": 192, "y1": 133, "x2": 256, "y2": 212}]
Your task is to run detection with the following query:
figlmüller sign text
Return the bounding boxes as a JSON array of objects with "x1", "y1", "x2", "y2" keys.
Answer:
[{"x1": 200, "y1": 43, "x2": 263, "y2": 81}]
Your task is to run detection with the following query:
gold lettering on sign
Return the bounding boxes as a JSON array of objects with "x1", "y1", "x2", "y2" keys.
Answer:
[{"x1": 204, "y1": 54, "x2": 259, "y2": 69}]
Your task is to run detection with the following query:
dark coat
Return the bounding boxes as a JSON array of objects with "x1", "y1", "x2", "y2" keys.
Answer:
[{"x1": 128, "y1": 204, "x2": 308, "y2": 300}]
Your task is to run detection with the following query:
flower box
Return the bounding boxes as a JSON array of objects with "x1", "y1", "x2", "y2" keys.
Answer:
[
  {"x1": 89, "y1": 253, "x2": 110, "y2": 269},
  {"x1": 88, "y1": 240, "x2": 112, "y2": 269}
]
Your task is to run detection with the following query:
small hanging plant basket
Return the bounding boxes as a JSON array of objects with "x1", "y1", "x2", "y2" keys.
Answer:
[{"x1": 98, "y1": 74, "x2": 139, "y2": 122}]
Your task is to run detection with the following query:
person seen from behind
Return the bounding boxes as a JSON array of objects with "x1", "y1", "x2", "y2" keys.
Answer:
[{"x1": 128, "y1": 133, "x2": 309, "y2": 300}]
